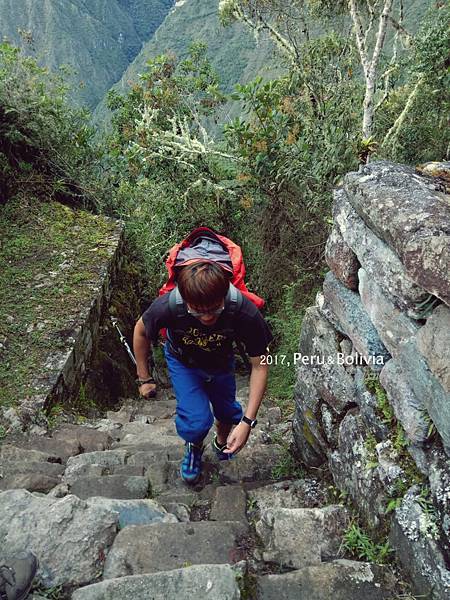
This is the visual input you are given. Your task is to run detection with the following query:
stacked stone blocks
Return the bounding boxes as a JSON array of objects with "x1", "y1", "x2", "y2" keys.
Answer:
[{"x1": 293, "y1": 161, "x2": 450, "y2": 599}]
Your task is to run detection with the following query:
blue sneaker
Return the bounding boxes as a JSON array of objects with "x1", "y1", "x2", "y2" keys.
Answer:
[
  {"x1": 180, "y1": 442, "x2": 204, "y2": 484},
  {"x1": 212, "y1": 434, "x2": 234, "y2": 461}
]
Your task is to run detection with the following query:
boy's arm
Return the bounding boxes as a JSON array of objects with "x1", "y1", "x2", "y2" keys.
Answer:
[
  {"x1": 224, "y1": 355, "x2": 269, "y2": 454},
  {"x1": 133, "y1": 317, "x2": 156, "y2": 397}
]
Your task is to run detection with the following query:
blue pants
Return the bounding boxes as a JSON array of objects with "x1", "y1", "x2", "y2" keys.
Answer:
[{"x1": 164, "y1": 344, "x2": 243, "y2": 444}]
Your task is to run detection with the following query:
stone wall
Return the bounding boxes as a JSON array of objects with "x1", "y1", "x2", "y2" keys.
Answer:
[
  {"x1": 1, "y1": 217, "x2": 139, "y2": 434},
  {"x1": 293, "y1": 161, "x2": 450, "y2": 599}
]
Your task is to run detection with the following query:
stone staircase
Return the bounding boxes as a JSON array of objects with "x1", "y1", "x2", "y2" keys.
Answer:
[{"x1": 0, "y1": 376, "x2": 400, "y2": 599}]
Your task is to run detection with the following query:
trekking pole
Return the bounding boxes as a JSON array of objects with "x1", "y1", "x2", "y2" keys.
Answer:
[{"x1": 110, "y1": 317, "x2": 136, "y2": 366}]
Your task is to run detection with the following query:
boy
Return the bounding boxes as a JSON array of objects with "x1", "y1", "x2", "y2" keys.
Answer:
[{"x1": 133, "y1": 261, "x2": 273, "y2": 484}]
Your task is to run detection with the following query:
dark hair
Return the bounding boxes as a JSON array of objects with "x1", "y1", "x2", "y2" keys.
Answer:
[{"x1": 177, "y1": 261, "x2": 229, "y2": 307}]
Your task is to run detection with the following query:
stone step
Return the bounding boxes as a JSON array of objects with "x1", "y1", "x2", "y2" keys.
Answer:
[
  {"x1": 106, "y1": 406, "x2": 135, "y2": 425},
  {"x1": 0, "y1": 460, "x2": 65, "y2": 479},
  {"x1": 132, "y1": 400, "x2": 177, "y2": 420},
  {"x1": 216, "y1": 444, "x2": 286, "y2": 484},
  {"x1": 0, "y1": 471, "x2": 61, "y2": 493},
  {"x1": 145, "y1": 458, "x2": 219, "y2": 495},
  {"x1": 112, "y1": 436, "x2": 183, "y2": 453},
  {"x1": 102, "y1": 521, "x2": 248, "y2": 578},
  {"x1": 257, "y1": 559, "x2": 396, "y2": 599},
  {"x1": 7, "y1": 435, "x2": 82, "y2": 462},
  {"x1": 69, "y1": 475, "x2": 150, "y2": 500},
  {"x1": 0, "y1": 444, "x2": 63, "y2": 464},
  {"x1": 111, "y1": 430, "x2": 179, "y2": 449},
  {"x1": 156, "y1": 485, "x2": 218, "y2": 510},
  {"x1": 85, "y1": 497, "x2": 177, "y2": 528},
  {"x1": 0, "y1": 460, "x2": 65, "y2": 492},
  {"x1": 64, "y1": 449, "x2": 129, "y2": 481},
  {"x1": 116, "y1": 420, "x2": 178, "y2": 440},
  {"x1": 255, "y1": 505, "x2": 350, "y2": 569},
  {"x1": 247, "y1": 478, "x2": 329, "y2": 512},
  {"x1": 72, "y1": 564, "x2": 241, "y2": 600},
  {"x1": 210, "y1": 485, "x2": 248, "y2": 527},
  {"x1": 51, "y1": 424, "x2": 112, "y2": 453}
]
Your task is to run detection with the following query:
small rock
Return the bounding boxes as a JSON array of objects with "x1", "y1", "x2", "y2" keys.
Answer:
[
  {"x1": 48, "y1": 483, "x2": 69, "y2": 498},
  {"x1": 266, "y1": 407, "x2": 282, "y2": 426}
]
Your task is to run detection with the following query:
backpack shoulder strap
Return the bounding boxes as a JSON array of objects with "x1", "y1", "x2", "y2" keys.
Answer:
[
  {"x1": 226, "y1": 284, "x2": 251, "y2": 373},
  {"x1": 225, "y1": 283, "x2": 243, "y2": 317},
  {"x1": 169, "y1": 283, "x2": 243, "y2": 319},
  {"x1": 168, "y1": 286, "x2": 187, "y2": 319}
]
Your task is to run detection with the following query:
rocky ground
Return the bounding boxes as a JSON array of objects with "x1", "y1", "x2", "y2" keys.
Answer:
[{"x1": 0, "y1": 376, "x2": 403, "y2": 599}]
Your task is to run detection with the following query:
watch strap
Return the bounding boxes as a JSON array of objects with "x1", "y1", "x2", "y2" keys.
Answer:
[
  {"x1": 135, "y1": 377, "x2": 155, "y2": 386},
  {"x1": 241, "y1": 415, "x2": 257, "y2": 428}
]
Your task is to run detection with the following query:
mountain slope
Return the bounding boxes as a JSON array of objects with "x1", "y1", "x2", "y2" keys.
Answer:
[
  {"x1": 0, "y1": 0, "x2": 174, "y2": 108},
  {"x1": 93, "y1": 0, "x2": 277, "y2": 126}
]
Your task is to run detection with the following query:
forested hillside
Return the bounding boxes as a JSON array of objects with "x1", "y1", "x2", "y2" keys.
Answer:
[
  {"x1": 93, "y1": 0, "x2": 277, "y2": 125},
  {"x1": 0, "y1": 0, "x2": 174, "y2": 108}
]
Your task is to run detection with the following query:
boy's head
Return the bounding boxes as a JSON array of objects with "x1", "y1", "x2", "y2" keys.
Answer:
[{"x1": 177, "y1": 261, "x2": 229, "y2": 325}]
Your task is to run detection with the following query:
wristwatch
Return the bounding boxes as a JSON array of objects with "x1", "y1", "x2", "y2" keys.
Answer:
[
  {"x1": 241, "y1": 415, "x2": 258, "y2": 428},
  {"x1": 135, "y1": 376, "x2": 155, "y2": 386}
]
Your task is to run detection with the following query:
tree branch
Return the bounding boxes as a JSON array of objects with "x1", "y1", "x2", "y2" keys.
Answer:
[
  {"x1": 382, "y1": 74, "x2": 425, "y2": 149},
  {"x1": 388, "y1": 16, "x2": 413, "y2": 45},
  {"x1": 368, "y1": 0, "x2": 394, "y2": 81},
  {"x1": 348, "y1": 0, "x2": 370, "y2": 76}
]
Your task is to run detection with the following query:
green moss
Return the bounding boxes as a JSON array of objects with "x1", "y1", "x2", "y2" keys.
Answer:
[
  {"x1": 364, "y1": 370, "x2": 394, "y2": 425},
  {"x1": 363, "y1": 371, "x2": 425, "y2": 513},
  {"x1": 302, "y1": 420, "x2": 316, "y2": 448},
  {"x1": 364, "y1": 432, "x2": 379, "y2": 470},
  {"x1": 237, "y1": 570, "x2": 258, "y2": 600},
  {"x1": 0, "y1": 195, "x2": 119, "y2": 410}
]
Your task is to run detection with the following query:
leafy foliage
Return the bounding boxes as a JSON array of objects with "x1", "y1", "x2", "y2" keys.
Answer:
[
  {"x1": 0, "y1": 42, "x2": 104, "y2": 209},
  {"x1": 104, "y1": 43, "x2": 244, "y2": 296},
  {"x1": 378, "y1": 2, "x2": 450, "y2": 161},
  {"x1": 342, "y1": 521, "x2": 394, "y2": 564}
]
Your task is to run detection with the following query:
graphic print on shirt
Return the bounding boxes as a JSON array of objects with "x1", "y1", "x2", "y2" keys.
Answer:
[{"x1": 181, "y1": 327, "x2": 227, "y2": 352}]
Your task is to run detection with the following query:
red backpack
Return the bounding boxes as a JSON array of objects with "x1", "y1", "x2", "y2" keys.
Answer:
[{"x1": 158, "y1": 226, "x2": 265, "y2": 309}]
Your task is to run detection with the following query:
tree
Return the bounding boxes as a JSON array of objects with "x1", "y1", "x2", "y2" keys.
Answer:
[
  {"x1": 378, "y1": 2, "x2": 450, "y2": 161},
  {"x1": 348, "y1": 0, "x2": 394, "y2": 140},
  {"x1": 220, "y1": 0, "x2": 421, "y2": 159}
]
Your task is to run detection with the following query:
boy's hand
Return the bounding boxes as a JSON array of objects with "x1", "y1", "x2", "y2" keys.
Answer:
[
  {"x1": 139, "y1": 382, "x2": 156, "y2": 399},
  {"x1": 223, "y1": 422, "x2": 251, "y2": 455}
]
